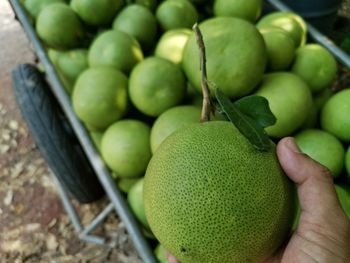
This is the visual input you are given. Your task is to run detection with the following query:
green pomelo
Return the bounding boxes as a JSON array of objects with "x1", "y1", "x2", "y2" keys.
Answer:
[
  {"x1": 155, "y1": 244, "x2": 169, "y2": 263},
  {"x1": 24, "y1": 0, "x2": 66, "y2": 19},
  {"x1": 128, "y1": 178, "x2": 150, "y2": 228},
  {"x1": 144, "y1": 121, "x2": 295, "y2": 263},
  {"x1": 213, "y1": 0, "x2": 262, "y2": 22},
  {"x1": 259, "y1": 27, "x2": 296, "y2": 71},
  {"x1": 257, "y1": 11, "x2": 307, "y2": 47},
  {"x1": 346, "y1": 147, "x2": 350, "y2": 176},
  {"x1": 150, "y1": 105, "x2": 201, "y2": 153},
  {"x1": 255, "y1": 72, "x2": 312, "y2": 138},
  {"x1": 321, "y1": 89, "x2": 350, "y2": 142},
  {"x1": 314, "y1": 88, "x2": 333, "y2": 111},
  {"x1": 88, "y1": 29, "x2": 144, "y2": 74},
  {"x1": 301, "y1": 100, "x2": 318, "y2": 129},
  {"x1": 117, "y1": 177, "x2": 140, "y2": 193},
  {"x1": 57, "y1": 48, "x2": 88, "y2": 83},
  {"x1": 84, "y1": 122, "x2": 104, "y2": 133},
  {"x1": 295, "y1": 129, "x2": 345, "y2": 178},
  {"x1": 70, "y1": 0, "x2": 123, "y2": 26},
  {"x1": 112, "y1": 4, "x2": 157, "y2": 51},
  {"x1": 155, "y1": 28, "x2": 192, "y2": 65},
  {"x1": 183, "y1": 17, "x2": 266, "y2": 98},
  {"x1": 292, "y1": 44, "x2": 337, "y2": 94},
  {"x1": 36, "y1": 3, "x2": 84, "y2": 49},
  {"x1": 156, "y1": 0, "x2": 198, "y2": 31},
  {"x1": 101, "y1": 120, "x2": 151, "y2": 178},
  {"x1": 129, "y1": 57, "x2": 186, "y2": 117},
  {"x1": 72, "y1": 67, "x2": 128, "y2": 130},
  {"x1": 48, "y1": 48, "x2": 74, "y2": 93},
  {"x1": 89, "y1": 131, "x2": 103, "y2": 152},
  {"x1": 132, "y1": 0, "x2": 157, "y2": 11},
  {"x1": 335, "y1": 185, "x2": 350, "y2": 219}
]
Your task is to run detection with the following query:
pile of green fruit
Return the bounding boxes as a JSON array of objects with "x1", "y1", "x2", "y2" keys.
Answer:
[{"x1": 23, "y1": 0, "x2": 350, "y2": 262}]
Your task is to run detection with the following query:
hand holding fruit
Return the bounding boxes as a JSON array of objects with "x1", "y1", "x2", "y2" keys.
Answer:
[{"x1": 167, "y1": 138, "x2": 350, "y2": 263}]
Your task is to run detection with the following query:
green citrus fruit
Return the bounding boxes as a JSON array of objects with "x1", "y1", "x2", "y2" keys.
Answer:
[
  {"x1": 133, "y1": 0, "x2": 158, "y2": 11},
  {"x1": 89, "y1": 131, "x2": 103, "y2": 152},
  {"x1": 70, "y1": 0, "x2": 123, "y2": 26},
  {"x1": 24, "y1": 0, "x2": 66, "y2": 19},
  {"x1": 346, "y1": 146, "x2": 350, "y2": 176},
  {"x1": 101, "y1": 119, "x2": 151, "y2": 178},
  {"x1": 156, "y1": 0, "x2": 198, "y2": 31},
  {"x1": 112, "y1": 4, "x2": 157, "y2": 51},
  {"x1": 335, "y1": 185, "x2": 350, "y2": 219},
  {"x1": 259, "y1": 27, "x2": 296, "y2": 71},
  {"x1": 150, "y1": 105, "x2": 201, "y2": 153},
  {"x1": 213, "y1": 0, "x2": 262, "y2": 22},
  {"x1": 72, "y1": 67, "x2": 128, "y2": 130},
  {"x1": 117, "y1": 177, "x2": 140, "y2": 193},
  {"x1": 88, "y1": 29, "x2": 144, "y2": 74},
  {"x1": 155, "y1": 28, "x2": 192, "y2": 65},
  {"x1": 48, "y1": 48, "x2": 74, "y2": 93},
  {"x1": 128, "y1": 178, "x2": 150, "y2": 228},
  {"x1": 301, "y1": 101, "x2": 318, "y2": 129},
  {"x1": 255, "y1": 72, "x2": 313, "y2": 138},
  {"x1": 291, "y1": 44, "x2": 337, "y2": 94},
  {"x1": 155, "y1": 244, "x2": 169, "y2": 263},
  {"x1": 257, "y1": 11, "x2": 307, "y2": 47},
  {"x1": 36, "y1": 3, "x2": 85, "y2": 49},
  {"x1": 295, "y1": 129, "x2": 345, "y2": 178},
  {"x1": 57, "y1": 48, "x2": 88, "y2": 84},
  {"x1": 129, "y1": 57, "x2": 186, "y2": 117},
  {"x1": 144, "y1": 121, "x2": 294, "y2": 263},
  {"x1": 321, "y1": 89, "x2": 350, "y2": 142},
  {"x1": 314, "y1": 88, "x2": 333, "y2": 111},
  {"x1": 183, "y1": 17, "x2": 266, "y2": 98}
]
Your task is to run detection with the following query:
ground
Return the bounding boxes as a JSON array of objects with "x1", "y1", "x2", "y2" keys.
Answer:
[{"x1": 0, "y1": 1, "x2": 141, "y2": 262}]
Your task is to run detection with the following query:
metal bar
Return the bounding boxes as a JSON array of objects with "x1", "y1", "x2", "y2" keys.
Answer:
[
  {"x1": 266, "y1": 0, "x2": 350, "y2": 68},
  {"x1": 9, "y1": 1, "x2": 157, "y2": 262},
  {"x1": 80, "y1": 203, "x2": 115, "y2": 237},
  {"x1": 49, "y1": 171, "x2": 83, "y2": 233},
  {"x1": 80, "y1": 235, "x2": 107, "y2": 246}
]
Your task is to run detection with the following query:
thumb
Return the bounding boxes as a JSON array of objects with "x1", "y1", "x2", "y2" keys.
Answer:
[{"x1": 276, "y1": 137, "x2": 342, "y2": 218}]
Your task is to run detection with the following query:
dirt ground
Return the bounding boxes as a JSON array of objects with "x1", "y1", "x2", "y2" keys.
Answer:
[
  {"x1": 2, "y1": 1, "x2": 350, "y2": 263},
  {"x1": 0, "y1": 1, "x2": 141, "y2": 262}
]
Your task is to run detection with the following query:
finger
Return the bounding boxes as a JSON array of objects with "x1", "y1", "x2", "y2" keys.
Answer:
[
  {"x1": 166, "y1": 252, "x2": 181, "y2": 263},
  {"x1": 276, "y1": 137, "x2": 341, "y2": 217}
]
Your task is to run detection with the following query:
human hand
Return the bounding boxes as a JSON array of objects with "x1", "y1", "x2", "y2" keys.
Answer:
[{"x1": 167, "y1": 137, "x2": 350, "y2": 263}]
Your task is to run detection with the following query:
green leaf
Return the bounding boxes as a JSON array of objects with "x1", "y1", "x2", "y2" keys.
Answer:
[
  {"x1": 215, "y1": 89, "x2": 271, "y2": 151},
  {"x1": 234, "y1": 95, "x2": 276, "y2": 128}
]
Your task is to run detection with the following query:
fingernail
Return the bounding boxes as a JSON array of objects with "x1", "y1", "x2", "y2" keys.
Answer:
[{"x1": 285, "y1": 137, "x2": 301, "y2": 153}]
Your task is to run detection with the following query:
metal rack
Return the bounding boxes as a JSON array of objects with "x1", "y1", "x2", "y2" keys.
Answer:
[
  {"x1": 9, "y1": 0, "x2": 157, "y2": 262},
  {"x1": 9, "y1": 0, "x2": 350, "y2": 262}
]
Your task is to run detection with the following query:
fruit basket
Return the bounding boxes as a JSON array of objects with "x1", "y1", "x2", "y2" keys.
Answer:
[{"x1": 8, "y1": 0, "x2": 350, "y2": 262}]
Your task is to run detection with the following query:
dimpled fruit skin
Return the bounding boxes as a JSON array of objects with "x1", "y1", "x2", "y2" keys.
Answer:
[{"x1": 144, "y1": 121, "x2": 295, "y2": 263}]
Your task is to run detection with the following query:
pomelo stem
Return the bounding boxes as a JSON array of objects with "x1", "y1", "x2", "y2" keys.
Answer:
[{"x1": 193, "y1": 23, "x2": 213, "y2": 123}]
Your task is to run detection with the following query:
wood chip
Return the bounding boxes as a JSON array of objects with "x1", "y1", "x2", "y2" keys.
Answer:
[
  {"x1": 3, "y1": 189, "x2": 13, "y2": 206},
  {"x1": 2, "y1": 130, "x2": 11, "y2": 141},
  {"x1": 0, "y1": 144, "x2": 10, "y2": 154},
  {"x1": 11, "y1": 162, "x2": 24, "y2": 178},
  {"x1": 9, "y1": 120, "x2": 19, "y2": 131},
  {"x1": 46, "y1": 233, "x2": 58, "y2": 251}
]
